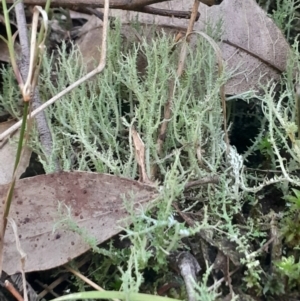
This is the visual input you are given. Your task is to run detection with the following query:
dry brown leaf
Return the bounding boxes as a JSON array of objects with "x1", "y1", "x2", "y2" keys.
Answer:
[
  {"x1": 206, "y1": 0, "x2": 289, "y2": 94},
  {"x1": 76, "y1": 15, "x2": 104, "y2": 72},
  {"x1": 0, "y1": 120, "x2": 31, "y2": 185},
  {"x1": 131, "y1": 127, "x2": 152, "y2": 184},
  {"x1": 0, "y1": 171, "x2": 158, "y2": 275}
]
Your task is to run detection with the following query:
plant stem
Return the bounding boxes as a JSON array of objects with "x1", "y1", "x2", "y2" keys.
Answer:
[{"x1": 2, "y1": 0, "x2": 20, "y2": 82}]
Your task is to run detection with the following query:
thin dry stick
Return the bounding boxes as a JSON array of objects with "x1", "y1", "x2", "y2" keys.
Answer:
[
  {"x1": 64, "y1": 265, "x2": 120, "y2": 301},
  {"x1": 38, "y1": 255, "x2": 90, "y2": 298},
  {"x1": 226, "y1": 256, "x2": 233, "y2": 298},
  {"x1": 35, "y1": 279, "x2": 60, "y2": 298},
  {"x1": 5, "y1": 0, "x2": 220, "y2": 9},
  {"x1": 155, "y1": 0, "x2": 200, "y2": 177},
  {"x1": 0, "y1": 0, "x2": 110, "y2": 142},
  {"x1": 207, "y1": 267, "x2": 240, "y2": 292},
  {"x1": 37, "y1": 277, "x2": 67, "y2": 298},
  {"x1": 4, "y1": 280, "x2": 24, "y2": 301},
  {"x1": 184, "y1": 175, "x2": 219, "y2": 189},
  {"x1": 84, "y1": 6, "x2": 200, "y2": 20}
]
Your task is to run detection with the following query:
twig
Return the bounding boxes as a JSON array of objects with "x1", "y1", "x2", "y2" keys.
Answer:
[
  {"x1": 4, "y1": 280, "x2": 24, "y2": 301},
  {"x1": 244, "y1": 167, "x2": 282, "y2": 173},
  {"x1": 248, "y1": 236, "x2": 276, "y2": 259},
  {"x1": 137, "y1": 6, "x2": 200, "y2": 20},
  {"x1": 64, "y1": 265, "x2": 105, "y2": 291},
  {"x1": 36, "y1": 280, "x2": 60, "y2": 298},
  {"x1": 207, "y1": 267, "x2": 240, "y2": 292},
  {"x1": 295, "y1": 85, "x2": 300, "y2": 139},
  {"x1": 1, "y1": 272, "x2": 39, "y2": 301},
  {"x1": 5, "y1": 0, "x2": 222, "y2": 9},
  {"x1": 64, "y1": 265, "x2": 121, "y2": 301},
  {"x1": 37, "y1": 275, "x2": 68, "y2": 298},
  {"x1": 83, "y1": 6, "x2": 199, "y2": 20},
  {"x1": 184, "y1": 175, "x2": 219, "y2": 189},
  {"x1": 5, "y1": 0, "x2": 174, "y2": 9},
  {"x1": 38, "y1": 256, "x2": 91, "y2": 298},
  {"x1": 226, "y1": 256, "x2": 233, "y2": 298}
]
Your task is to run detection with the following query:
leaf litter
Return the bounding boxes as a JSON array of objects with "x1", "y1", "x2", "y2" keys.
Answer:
[{"x1": 0, "y1": 172, "x2": 158, "y2": 275}]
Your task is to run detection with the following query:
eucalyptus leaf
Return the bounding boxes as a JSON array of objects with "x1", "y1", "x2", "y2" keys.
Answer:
[{"x1": 0, "y1": 171, "x2": 158, "y2": 274}]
